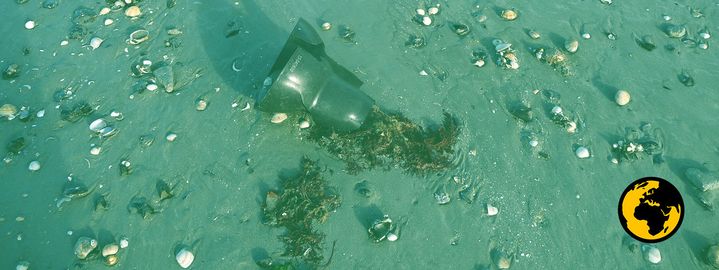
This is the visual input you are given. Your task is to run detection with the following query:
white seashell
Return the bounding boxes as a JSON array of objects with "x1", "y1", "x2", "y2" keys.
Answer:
[
  {"x1": 89, "y1": 119, "x2": 107, "y2": 132},
  {"x1": 104, "y1": 19, "x2": 114, "y2": 26},
  {"x1": 146, "y1": 84, "x2": 158, "y2": 91},
  {"x1": 321, "y1": 22, "x2": 332, "y2": 31},
  {"x1": 509, "y1": 61, "x2": 519, "y2": 69},
  {"x1": 196, "y1": 99, "x2": 208, "y2": 111},
  {"x1": 100, "y1": 7, "x2": 111, "y2": 15},
  {"x1": 699, "y1": 43, "x2": 708, "y2": 50},
  {"x1": 428, "y1": 6, "x2": 439, "y2": 15},
  {"x1": 299, "y1": 120, "x2": 311, "y2": 129},
  {"x1": 90, "y1": 37, "x2": 104, "y2": 50},
  {"x1": 566, "y1": 121, "x2": 577, "y2": 133},
  {"x1": 699, "y1": 32, "x2": 711, "y2": 39},
  {"x1": 495, "y1": 43, "x2": 512, "y2": 52},
  {"x1": 565, "y1": 39, "x2": 579, "y2": 53},
  {"x1": 416, "y1": 8, "x2": 426, "y2": 16},
  {"x1": 615, "y1": 90, "x2": 631, "y2": 106},
  {"x1": 487, "y1": 204, "x2": 498, "y2": 216},
  {"x1": 60, "y1": 40, "x2": 69, "y2": 46},
  {"x1": 102, "y1": 244, "x2": 119, "y2": 257},
  {"x1": 25, "y1": 21, "x2": 36, "y2": 30},
  {"x1": 176, "y1": 248, "x2": 195, "y2": 268},
  {"x1": 422, "y1": 16, "x2": 432, "y2": 26},
  {"x1": 28, "y1": 161, "x2": 41, "y2": 171},
  {"x1": 497, "y1": 257, "x2": 511, "y2": 269},
  {"x1": 575, "y1": 146, "x2": 590, "y2": 159},
  {"x1": 16, "y1": 261, "x2": 29, "y2": 270},
  {"x1": 36, "y1": 110, "x2": 45, "y2": 118},
  {"x1": 581, "y1": 32, "x2": 591, "y2": 39},
  {"x1": 551, "y1": 106, "x2": 563, "y2": 115},
  {"x1": 473, "y1": 59, "x2": 485, "y2": 67},
  {"x1": 419, "y1": 70, "x2": 428, "y2": 76},
  {"x1": 662, "y1": 15, "x2": 671, "y2": 21},
  {"x1": 166, "y1": 133, "x2": 178, "y2": 142},
  {"x1": 119, "y1": 238, "x2": 129, "y2": 249},
  {"x1": 271, "y1": 113, "x2": 288, "y2": 124},
  {"x1": 387, "y1": 233, "x2": 398, "y2": 242},
  {"x1": 643, "y1": 245, "x2": 661, "y2": 264},
  {"x1": 90, "y1": 146, "x2": 101, "y2": 156},
  {"x1": 99, "y1": 126, "x2": 117, "y2": 137},
  {"x1": 529, "y1": 140, "x2": 538, "y2": 147}
]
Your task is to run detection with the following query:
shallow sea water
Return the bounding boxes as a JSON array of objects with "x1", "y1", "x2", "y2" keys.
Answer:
[{"x1": 1, "y1": 0, "x2": 718, "y2": 269}]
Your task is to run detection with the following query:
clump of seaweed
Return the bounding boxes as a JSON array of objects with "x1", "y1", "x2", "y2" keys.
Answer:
[
  {"x1": 307, "y1": 107, "x2": 460, "y2": 175},
  {"x1": 261, "y1": 158, "x2": 341, "y2": 268}
]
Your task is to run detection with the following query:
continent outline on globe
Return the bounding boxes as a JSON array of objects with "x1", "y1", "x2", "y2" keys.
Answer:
[{"x1": 618, "y1": 177, "x2": 684, "y2": 243}]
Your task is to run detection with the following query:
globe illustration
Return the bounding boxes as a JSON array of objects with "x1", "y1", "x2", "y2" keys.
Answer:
[{"x1": 619, "y1": 178, "x2": 684, "y2": 242}]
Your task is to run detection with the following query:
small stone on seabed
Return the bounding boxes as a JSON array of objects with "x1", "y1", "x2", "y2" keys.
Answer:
[
  {"x1": 28, "y1": 161, "x2": 41, "y2": 171},
  {"x1": 575, "y1": 147, "x2": 590, "y2": 159},
  {"x1": 271, "y1": 113, "x2": 288, "y2": 123},
  {"x1": 487, "y1": 204, "x2": 498, "y2": 216},
  {"x1": 615, "y1": 90, "x2": 631, "y2": 106},
  {"x1": 176, "y1": 248, "x2": 195, "y2": 269},
  {"x1": 25, "y1": 20, "x2": 36, "y2": 30},
  {"x1": 166, "y1": 133, "x2": 177, "y2": 142}
]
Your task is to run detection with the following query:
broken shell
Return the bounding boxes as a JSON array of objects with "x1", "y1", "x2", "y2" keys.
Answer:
[
  {"x1": 195, "y1": 99, "x2": 208, "y2": 111},
  {"x1": 615, "y1": 90, "x2": 631, "y2": 106},
  {"x1": 105, "y1": 255, "x2": 118, "y2": 266},
  {"x1": 528, "y1": 30, "x2": 541, "y2": 39},
  {"x1": 89, "y1": 37, "x2": 104, "y2": 50},
  {"x1": 487, "y1": 204, "x2": 499, "y2": 216},
  {"x1": 99, "y1": 126, "x2": 117, "y2": 137},
  {"x1": 89, "y1": 119, "x2": 107, "y2": 132},
  {"x1": 271, "y1": 113, "x2": 288, "y2": 124},
  {"x1": 321, "y1": 22, "x2": 332, "y2": 31},
  {"x1": 565, "y1": 39, "x2": 579, "y2": 53},
  {"x1": 176, "y1": 248, "x2": 194, "y2": 268},
  {"x1": 125, "y1": 6, "x2": 141, "y2": 17},
  {"x1": 501, "y1": 9, "x2": 518, "y2": 21},
  {"x1": 74, "y1": 237, "x2": 98, "y2": 259},
  {"x1": 28, "y1": 161, "x2": 41, "y2": 171},
  {"x1": 102, "y1": 244, "x2": 119, "y2": 257},
  {"x1": 495, "y1": 42, "x2": 512, "y2": 52},
  {"x1": 90, "y1": 146, "x2": 101, "y2": 155},
  {"x1": 128, "y1": 29, "x2": 149, "y2": 45},
  {"x1": 642, "y1": 245, "x2": 661, "y2": 264}
]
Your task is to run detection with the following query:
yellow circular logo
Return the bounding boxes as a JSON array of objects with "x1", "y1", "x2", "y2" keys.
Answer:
[{"x1": 618, "y1": 177, "x2": 684, "y2": 243}]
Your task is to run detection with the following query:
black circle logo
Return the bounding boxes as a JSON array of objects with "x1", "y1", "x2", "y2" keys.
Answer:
[{"x1": 618, "y1": 177, "x2": 684, "y2": 243}]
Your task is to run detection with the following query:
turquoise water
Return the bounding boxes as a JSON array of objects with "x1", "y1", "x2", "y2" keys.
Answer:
[{"x1": 1, "y1": 0, "x2": 718, "y2": 269}]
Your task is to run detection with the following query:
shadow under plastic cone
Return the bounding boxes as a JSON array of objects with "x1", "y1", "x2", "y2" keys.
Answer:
[{"x1": 256, "y1": 18, "x2": 374, "y2": 132}]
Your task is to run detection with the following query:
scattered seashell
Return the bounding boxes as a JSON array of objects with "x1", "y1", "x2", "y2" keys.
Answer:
[
  {"x1": 662, "y1": 15, "x2": 671, "y2": 21},
  {"x1": 119, "y1": 238, "x2": 129, "y2": 249},
  {"x1": 74, "y1": 237, "x2": 98, "y2": 259},
  {"x1": 575, "y1": 146, "x2": 590, "y2": 159},
  {"x1": 501, "y1": 9, "x2": 518, "y2": 21},
  {"x1": 146, "y1": 83, "x2": 158, "y2": 91},
  {"x1": 321, "y1": 22, "x2": 332, "y2": 31},
  {"x1": 551, "y1": 106, "x2": 563, "y2": 115},
  {"x1": 529, "y1": 140, "x2": 539, "y2": 147},
  {"x1": 36, "y1": 110, "x2": 45, "y2": 118},
  {"x1": 89, "y1": 118, "x2": 107, "y2": 132},
  {"x1": 125, "y1": 5, "x2": 141, "y2": 17},
  {"x1": 642, "y1": 245, "x2": 661, "y2": 264},
  {"x1": 615, "y1": 90, "x2": 631, "y2": 106},
  {"x1": 581, "y1": 32, "x2": 591, "y2": 39},
  {"x1": 565, "y1": 39, "x2": 579, "y2": 53},
  {"x1": 102, "y1": 244, "x2": 119, "y2": 257},
  {"x1": 422, "y1": 16, "x2": 432, "y2": 26},
  {"x1": 698, "y1": 43, "x2": 708, "y2": 50},
  {"x1": 28, "y1": 161, "x2": 41, "y2": 171},
  {"x1": 166, "y1": 133, "x2": 177, "y2": 142},
  {"x1": 25, "y1": 20, "x2": 36, "y2": 30},
  {"x1": 699, "y1": 32, "x2": 711, "y2": 40},
  {"x1": 176, "y1": 248, "x2": 195, "y2": 269},
  {"x1": 99, "y1": 126, "x2": 117, "y2": 137},
  {"x1": 473, "y1": 59, "x2": 485, "y2": 67},
  {"x1": 387, "y1": 233, "x2": 398, "y2": 242},
  {"x1": 128, "y1": 29, "x2": 149, "y2": 45},
  {"x1": 497, "y1": 256, "x2": 511, "y2": 269},
  {"x1": 428, "y1": 6, "x2": 439, "y2": 15},
  {"x1": 100, "y1": 7, "x2": 111, "y2": 15},
  {"x1": 495, "y1": 42, "x2": 512, "y2": 52},
  {"x1": 271, "y1": 113, "x2": 288, "y2": 124},
  {"x1": 90, "y1": 146, "x2": 101, "y2": 155},
  {"x1": 60, "y1": 40, "x2": 69, "y2": 46},
  {"x1": 487, "y1": 204, "x2": 498, "y2": 216},
  {"x1": 105, "y1": 255, "x2": 118, "y2": 266},
  {"x1": 195, "y1": 99, "x2": 208, "y2": 111},
  {"x1": 104, "y1": 19, "x2": 114, "y2": 26},
  {"x1": 89, "y1": 37, "x2": 104, "y2": 50},
  {"x1": 528, "y1": 30, "x2": 541, "y2": 39},
  {"x1": 664, "y1": 24, "x2": 686, "y2": 38},
  {"x1": 16, "y1": 261, "x2": 29, "y2": 270},
  {"x1": 299, "y1": 120, "x2": 310, "y2": 129},
  {"x1": 1, "y1": 104, "x2": 18, "y2": 118},
  {"x1": 566, "y1": 121, "x2": 577, "y2": 134},
  {"x1": 416, "y1": 8, "x2": 426, "y2": 16}
]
